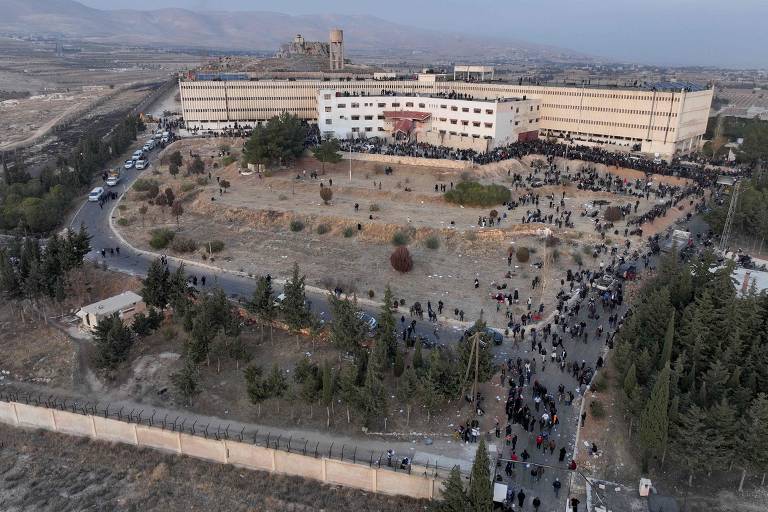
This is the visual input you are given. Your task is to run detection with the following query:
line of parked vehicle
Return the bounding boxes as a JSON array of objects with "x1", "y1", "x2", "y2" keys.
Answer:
[{"x1": 89, "y1": 128, "x2": 172, "y2": 202}]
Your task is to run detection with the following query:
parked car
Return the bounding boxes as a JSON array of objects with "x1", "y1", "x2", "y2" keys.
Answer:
[
  {"x1": 88, "y1": 187, "x2": 104, "y2": 202},
  {"x1": 106, "y1": 176, "x2": 120, "y2": 187},
  {"x1": 462, "y1": 325, "x2": 503, "y2": 346},
  {"x1": 135, "y1": 159, "x2": 149, "y2": 170},
  {"x1": 124, "y1": 159, "x2": 135, "y2": 169},
  {"x1": 131, "y1": 150, "x2": 144, "y2": 161},
  {"x1": 357, "y1": 312, "x2": 378, "y2": 335}
]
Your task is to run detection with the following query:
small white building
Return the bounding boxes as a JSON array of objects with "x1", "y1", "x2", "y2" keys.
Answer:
[
  {"x1": 76, "y1": 291, "x2": 146, "y2": 332},
  {"x1": 317, "y1": 89, "x2": 540, "y2": 152}
]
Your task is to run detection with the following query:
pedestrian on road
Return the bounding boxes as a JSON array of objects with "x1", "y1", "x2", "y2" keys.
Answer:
[
  {"x1": 201, "y1": 276, "x2": 206, "y2": 286},
  {"x1": 115, "y1": 246, "x2": 120, "y2": 255},
  {"x1": 553, "y1": 478, "x2": 562, "y2": 497},
  {"x1": 517, "y1": 489, "x2": 526, "y2": 508},
  {"x1": 571, "y1": 497, "x2": 580, "y2": 512},
  {"x1": 559, "y1": 447, "x2": 567, "y2": 462},
  {"x1": 532, "y1": 496, "x2": 541, "y2": 511}
]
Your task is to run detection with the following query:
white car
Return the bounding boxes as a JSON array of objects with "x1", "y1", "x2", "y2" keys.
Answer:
[
  {"x1": 135, "y1": 159, "x2": 149, "y2": 170},
  {"x1": 124, "y1": 159, "x2": 135, "y2": 169},
  {"x1": 106, "y1": 176, "x2": 120, "y2": 187},
  {"x1": 145, "y1": 139, "x2": 155, "y2": 149},
  {"x1": 88, "y1": 187, "x2": 104, "y2": 202},
  {"x1": 131, "y1": 150, "x2": 144, "y2": 161}
]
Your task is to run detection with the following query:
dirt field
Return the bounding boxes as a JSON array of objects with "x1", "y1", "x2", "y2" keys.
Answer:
[
  {"x1": 0, "y1": 425, "x2": 429, "y2": 512},
  {"x1": 116, "y1": 137, "x2": 692, "y2": 327}
]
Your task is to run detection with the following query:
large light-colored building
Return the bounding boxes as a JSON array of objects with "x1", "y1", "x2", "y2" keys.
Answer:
[
  {"x1": 317, "y1": 89, "x2": 540, "y2": 151},
  {"x1": 179, "y1": 76, "x2": 713, "y2": 159}
]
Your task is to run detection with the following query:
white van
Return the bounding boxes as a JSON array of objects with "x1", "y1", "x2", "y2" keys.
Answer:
[{"x1": 88, "y1": 187, "x2": 104, "y2": 202}]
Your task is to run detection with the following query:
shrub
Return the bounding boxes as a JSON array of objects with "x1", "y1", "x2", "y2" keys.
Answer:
[
  {"x1": 170, "y1": 237, "x2": 197, "y2": 253},
  {"x1": 572, "y1": 251, "x2": 584, "y2": 266},
  {"x1": 343, "y1": 227, "x2": 355, "y2": 238},
  {"x1": 116, "y1": 218, "x2": 130, "y2": 226},
  {"x1": 133, "y1": 178, "x2": 159, "y2": 192},
  {"x1": 180, "y1": 182, "x2": 196, "y2": 193},
  {"x1": 545, "y1": 235, "x2": 560, "y2": 247},
  {"x1": 591, "y1": 372, "x2": 608, "y2": 392},
  {"x1": 589, "y1": 400, "x2": 606, "y2": 419},
  {"x1": 425, "y1": 235, "x2": 440, "y2": 250},
  {"x1": 149, "y1": 228, "x2": 175, "y2": 249},
  {"x1": 604, "y1": 206, "x2": 622, "y2": 222},
  {"x1": 118, "y1": 204, "x2": 127, "y2": 211},
  {"x1": 320, "y1": 187, "x2": 333, "y2": 204},
  {"x1": 196, "y1": 177, "x2": 208, "y2": 186},
  {"x1": 162, "y1": 326, "x2": 176, "y2": 341},
  {"x1": 390, "y1": 246, "x2": 413, "y2": 273},
  {"x1": 290, "y1": 220, "x2": 305, "y2": 232},
  {"x1": 369, "y1": 203, "x2": 380, "y2": 212},
  {"x1": 368, "y1": 289, "x2": 375, "y2": 299},
  {"x1": 316, "y1": 224, "x2": 330, "y2": 235},
  {"x1": 516, "y1": 246, "x2": 530, "y2": 262},
  {"x1": 444, "y1": 181, "x2": 511, "y2": 207},
  {"x1": 278, "y1": 194, "x2": 288, "y2": 201},
  {"x1": 391, "y1": 231, "x2": 410, "y2": 246},
  {"x1": 222, "y1": 155, "x2": 236, "y2": 167},
  {"x1": 489, "y1": 209, "x2": 499, "y2": 219},
  {"x1": 206, "y1": 240, "x2": 225, "y2": 253}
]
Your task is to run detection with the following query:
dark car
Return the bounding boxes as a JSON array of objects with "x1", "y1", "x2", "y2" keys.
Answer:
[{"x1": 462, "y1": 326, "x2": 503, "y2": 346}]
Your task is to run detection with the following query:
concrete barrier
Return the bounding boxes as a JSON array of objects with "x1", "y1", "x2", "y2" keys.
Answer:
[
  {"x1": 136, "y1": 424, "x2": 180, "y2": 453},
  {"x1": 0, "y1": 400, "x2": 445, "y2": 500},
  {"x1": 53, "y1": 410, "x2": 95, "y2": 437},
  {"x1": 324, "y1": 459, "x2": 374, "y2": 491},
  {"x1": 92, "y1": 416, "x2": 138, "y2": 445},
  {"x1": 14, "y1": 402, "x2": 55, "y2": 429},
  {"x1": 180, "y1": 432, "x2": 226, "y2": 463},
  {"x1": 274, "y1": 451, "x2": 324, "y2": 481},
  {"x1": 348, "y1": 152, "x2": 472, "y2": 170},
  {"x1": 225, "y1": 441, "x2": 275, "y2": 471}
]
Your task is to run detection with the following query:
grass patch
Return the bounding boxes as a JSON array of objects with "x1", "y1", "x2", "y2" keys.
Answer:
[
  {"x1": 289, "y1": 220, "x2": 305, "y2": 232},
  {"x1": 180, "y1": 182, "x2": 196, "y2": 193},
  {"x1": 170, "y1": 237, "x2": 197, "y2": 253},
  {"x1": 425, "y1": 235, "x2": 440, "y2": 250},
  {"x1": 343, "y1": 226, "x2": 355, "y2": 238},
  {"x1": 391, "y1": 231, "x2": 410, "y2": 246},
  {"x1": 369, "y1": 203, "x2": 380, "y2": 212},
  {"x1": 316, "y1": 224, "x2": 330, "y2": 235},
  {"x1": 205, "y1": 240, "x2": 225, "y2": 253},
  {"x1": 444, "y1": 181, "x2": 510, "y2": 207},
  {"x1": 589, "y1": 399, "x2": 606, "y2": 419},
  {"x1": 116, "y1": 218, "x2": 130, "y2": 227},
  {"x1": 133, "y1": 178, "x2": 159, "y2": 192}
]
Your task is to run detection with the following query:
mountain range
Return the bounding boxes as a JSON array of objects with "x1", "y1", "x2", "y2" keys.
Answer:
[{"x1": 0, "y1": 0, "x2": 590, "y2": 62}]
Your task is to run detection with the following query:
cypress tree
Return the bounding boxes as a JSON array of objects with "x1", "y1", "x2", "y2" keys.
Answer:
[
  {"x1": 393, "y1": 349, "x2": 405, "y2": 377},
  {"x1": 639, "y1": 362, "x2": 670, "y2": 470},
  {"x1": 377, "y1": 285, "x2": 398, "y2": 363},
  {"x1": 467, "y1": 437, "x2": 493, "y2": 512},
  {"x1": 745, "y1": 394, "x2": 768, "y2": 484},
  {"x1": 413, "y1": 339, "x2": 424, "y2": 369},
  {"x1": 141, "y1": 258, "x2": 170, "y2": 309},
  {"x1": 659, "y1": 315, "x2": 675, "y2": 369},
  {"x1": 440, "y1": 466, "x2": 469, "y2": 512},
  {"x1": 282, "y1": 262, "x2": 310, "y2": 331},
  {"x1": 623, "y1": 363, "x2": 638, "y2": 399}
]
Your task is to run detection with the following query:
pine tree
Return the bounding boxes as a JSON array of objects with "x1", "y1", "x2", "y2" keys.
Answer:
[
  {"x1": 467, "y1": 437, "x2": 493, "y2": 512},
  {"x1": 167, "y1": 264, "x2": 191, "y2": 316},
  {"x1": 377, "y1": 286, "x2": 398, "y2": 363},
  {"x1": 673, "y1": 404, "x2": 709, "y2": 486},
  {"x1": 338, "y1": 363, "x2": 359, "y2": 423},
  {"x1": 321, "y1": 361, "x2": 335, "y2": 426},
  {"x1": 171, "y1": 355, "x2": 200, "y2": 406},
  {"x1": 93, "y1": 313, "x2": 135, "y2": 369},
  {"x1": 282, "y1": 262, "x2": 310, "y2": 334},
  {"x1": 440, "y1": 466, "x2": 469, "y2": 512},
  {"x1": 639, "y1": 362, "x2": 670, "y2": 470},
  {"x1": 413, "y1": 340, "x2": 424, "y2": 369},
  {"x1": 704, "y1": 398, "x2": 738, "y2": 469},
  {"x1": 393, "y1": 349, "x2": 405, "y2": 377},
  {"x1": 396, "y1": 366, "x2": 419, "y2": 426},
  {"x1": 745, "y1": 394, "x2": 768, "y2": 485},
  {"x1": 0, "y1": 249, "x2": 21, "y2": 298},
  {"x1": 141, "y1": 258, "x2": 170, "y2": 309},
  {"x1": 360, "y1": 343, "x2": 387, "y2": 428},
  {"x1": 623, "y1": 363, "x2": 638, "y2": 399},
  {"x1": 248, "y1": 275, "x2": 275, "y2": 342},
  {"x1": 659, "y1": 315, "x2": 675, "y2": 369},
  {"x1": 419, "y1": 372, "x2": 440, "y2": 423},
  {"x1": 328, "y1": 294, "x2": 366, "y2": 352}
]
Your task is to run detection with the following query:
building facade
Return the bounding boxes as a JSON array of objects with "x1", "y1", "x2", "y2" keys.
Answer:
[
  {"x1": 179, "y1": 77, "x2": 713, "y2": 159},
  {"x1": 316, "y1": 89, "x2": 540, "y2": 150}
]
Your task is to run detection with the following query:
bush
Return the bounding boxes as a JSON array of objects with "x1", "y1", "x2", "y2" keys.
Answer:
[
  {"x1": 222, "y1": 155, "x2": 236, "y2": 167},
  {"x1": 343, "y1": 227, "x2": 355, "y2": 238},
  {"x1": 206, "y1": 240, "x2": 225, "y2": 253},
  {"x1": 390, "y1": 246, "x2": 413, "y2": 273},
  {"x1": 444, "y1": 181, "x2": 511, "y2": 207},
  {"x1": 369, "y1": 203, "x2": 380, "y2": 212},
  {"x1": 133, "y1": 178, "x2": 159, "y2": 192},
  {"x1": 320, "y1": 187, "x2": 333, "y2": 204},
  {"x1": 489, "y1": 209, "x2": 499, "y2": 219},
  {"x1": 278, "y1": 194, "x2": 288, "y2": 201},
  {"x1": 368, "y1": 289, "x2": 375, "y2": 299},
  {"x1": 170, "y1": 237, "x2": 197, "y2": 253},
  {"x1": 116, "y1": 218, "x2": 130, "y2": 226},
  {"x1": 196, "y1": 177, "x2": 208, "y2": 186},
  {"x1": 180, "y1": 182, "x2": 196, "y2": 193},
  {"x1": 545, "y1": 235, "x2": 560, "y2": 247},
  {"x1": 589, "y1": 400, "x2": 606, "y2": 419},
  {"x1": 149, "y1": 228, "x2": 175, "y2": 249},
  {"x1": 591, "y1": 372, "x2": 608, "y2": 392},
  {"x1": 604, "y1": 206, "x2": 622, "y2": 222},
  {"x1": 572, "y1": 251, "x2": 584, "y2": 266},
  {"x1": 289, "y1": 220, "x2": 305, "y2": 232},
  {"x1": 516, "y1": 246, "x2": 530, "y2": 262},
  {"x1": 391, "y1": 231, "x2": 410, "y2": 246},
  {"x1": 425, "y1": 235, "x2": 440, "y2": 250},
  {"x1": 316, "y1": 224, "x2": 330, "y2": 235}
]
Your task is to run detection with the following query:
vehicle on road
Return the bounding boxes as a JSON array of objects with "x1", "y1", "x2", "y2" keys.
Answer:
[
  {"x1": 357, "y1": 311, "x2": 378, "y2": 335},
  {"x1": 461, "y1": 325, "x2": 503, "y2": 345},
  {"x1": 124, "y1": 159, "x2": 135, "y2": 170},
  {"x1": 131, "y1": 150, "x2": 144, "y2": 161},
  {"x1": 88, "y1": 187, "x2": 105, "y2": 202},
  {"x1": 594, "y1": 274, "x2": 617, "y2": 292},
  {"x1": 135, "y1": 159, "x2": 149, "y2": 170}
]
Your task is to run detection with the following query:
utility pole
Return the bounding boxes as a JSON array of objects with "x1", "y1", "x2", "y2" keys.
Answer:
[
  {"x1": 719, "y1": 180, "x2": 740, "y2": 254},
  {"x1": 460, "y1": 332, "x2": 483, "y2": 404}
]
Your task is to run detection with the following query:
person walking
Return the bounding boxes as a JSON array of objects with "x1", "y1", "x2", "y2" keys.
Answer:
[
  {"x1": 553, "y1": 478, "x2": 562, "y2": 498},
  {"x1": 532, "y1": 496, "x2": 541, "y2": 511},
  {"x1": 517, "y1": 489, "x2": 526, "y2": 508},
  {"x1": 570, "y1": 497, "x2": 580, "y2": 512}
]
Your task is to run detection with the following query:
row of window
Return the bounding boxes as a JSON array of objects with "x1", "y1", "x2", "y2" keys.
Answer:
[
  {"x1": 541, "y1": 103, "x2": 678, "y2": 117},
  {"x1": 541, "y1": 116, "x2": 676, "y2": 131}
]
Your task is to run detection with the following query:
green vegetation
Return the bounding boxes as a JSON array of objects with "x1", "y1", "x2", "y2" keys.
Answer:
[
  {"x1": 444, "y1": 181, "x2": 511, "y2": 207},
  {"x1": 242, "y1": 113, "x2": 308, "y2": 168},
  {"x1": 289, "y1": 219, "x2": 305, "y2": 232},
  {"x1": 425, "y1": 235, "x2": 440, "y2": 250},
  {"x1": 316, "y1": 224, "x2": 330, "y2": 235},
  {"x1": 311, "y1": 139, "x2": 343, "y2": 173},
  {"x1": 0, "y1": 116, "x2": 144, "y2": 233},
  {"x1": 170, "y1": 237, "x2": 197, "y2": 253},
  {"x1": 342, "y1": 226, "x2": 355, "y2": 238},
  {"x1": 206, "y1": 240, "x2": 225, "y2": 253},
  {"x1": 616, "y1": 249, "x2": 768, "y2": 483},
  {"x1": 93, "y1": 314, "x2": 134, "y2": 370},
  {"x1": 516, "y1": 246, "x2": 530, "y2": 262},
  {"x1": 706, "y1": 169, "x2": 768, "y2": 245},
  {"x1": 704, "y1": 116, "x2": 768, "y2": 163},
  {"x1": 149, "y1": 228, "x2": 176, "y2": 249},
  {"x1": 391, "y1": 231, "x2": 410, "y2": 246}
]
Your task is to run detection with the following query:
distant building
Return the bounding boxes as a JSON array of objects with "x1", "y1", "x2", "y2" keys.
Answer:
[{"x1": 76, "y1": 291, "x2": 146, "y2": 332}]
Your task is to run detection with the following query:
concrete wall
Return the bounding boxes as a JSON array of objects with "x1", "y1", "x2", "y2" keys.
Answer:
[
  {"x1": 0, "y1": 400, "x2": 444, "y2": 501},
  {"x1": 347, "y1": 152, "x2": 472, "y2": 169}
]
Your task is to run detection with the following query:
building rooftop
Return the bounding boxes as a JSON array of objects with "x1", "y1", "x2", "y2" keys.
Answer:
[{"x1": 77, "y1": 291, "x2": 143, "y2": 317}]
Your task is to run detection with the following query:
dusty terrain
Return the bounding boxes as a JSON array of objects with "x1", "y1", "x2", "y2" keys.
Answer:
[
  {"x1": 116, "y1": 137, "x2": 692, "y2": 327},
  {"x1": 0, "y1": 425, "x2": 428, "y2": 512}
]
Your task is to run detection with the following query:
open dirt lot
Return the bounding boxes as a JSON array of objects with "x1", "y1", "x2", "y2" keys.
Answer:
[
  {"x1": 116, "y1": 137, "x2": 694, "y2": 327},
  {"x1": 0, "y1": 425, "x2": 428, "y2": 512}
]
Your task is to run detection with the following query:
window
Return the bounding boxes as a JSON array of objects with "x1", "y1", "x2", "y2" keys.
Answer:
[
  {"x1": 515, "y1": 121, "x2": 519, "y2": 126},
  {"x1": 450, "y1": 119, "x2": 458, "y2": 124},
  {"x1": 462, "y1": 107, "x2": 469, "y2": 112},
  {"x1": 351, "y1": 103, "x2": 359, "y2": 108},
  {"x1": 472, "y1": 121, "x2": 481, "y2": 127},
  {"x1": 377, "y1": 115, "x2": 385, "y2": 120},
  {"x1": 484, "y1": 122, "x2": 493, "y2": 128},
  {"x1": 325, "y1": 119, "x2": 332, "y2": 125},
  {"x1": 441, "y1": 104, "x2": 447, "y2": 109},
  {"x1": 451, "y1": 106, "x2": 458, "y2": 111},
  {"x1": 323, "y1": 94, "x2": 331, "y2": 100},
  {"x1": 391, "y1": 102, "x2": 400, "y2": 107},
  {"x1": 406, "y1": 102, "x2": 414, "y2": 107},
  {"x1": 351, "y1": 127, "x2": 359, "y2": 132},
  {"x1": 473, "y1": 108, "x2": 481, "y2": 114},
  {"x1": 324, "y1": 107, "x2": 332, "y2": 112},
  {"x1": 351, "y1": 115, "x2": 360, "y2": 120},
  {"x1": 364, "y1": 115, "x2": 373, "y2": 120},
  {"x1": 365, "y1": 127, "x2": 372, "y2": 132},
  {"x1": 378, "y1": 102, "x2": 386, "y2": 108},
  {"x1": 462, "y1": 120, "x2": 469, "y2": 126},
  {"x1": 485, "y1": 109, "x2": 493, "y2": 115},
  {"x1": 338, "y1": 103, "x2": 346, "y2": 108}
]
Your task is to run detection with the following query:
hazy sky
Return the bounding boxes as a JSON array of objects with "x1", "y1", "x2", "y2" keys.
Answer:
[{"x1": 78, "y1": 0, "x2": 767, "y2": 68}]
